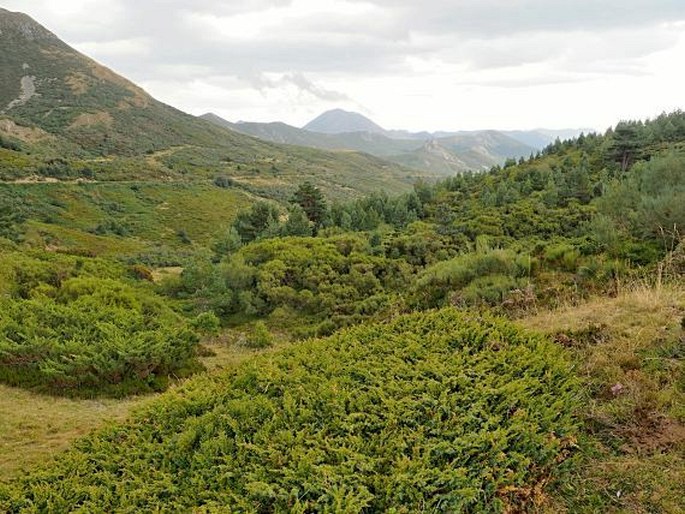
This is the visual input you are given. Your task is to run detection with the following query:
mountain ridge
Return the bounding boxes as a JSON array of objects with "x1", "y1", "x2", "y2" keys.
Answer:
[{"x1": 203, "y1": 111, "x2": 541, "y2": 174}]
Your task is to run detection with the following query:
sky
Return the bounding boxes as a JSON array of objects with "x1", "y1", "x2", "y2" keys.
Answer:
[{"x1": 4, "y1": 0, "x2": 685, "y2": 132}]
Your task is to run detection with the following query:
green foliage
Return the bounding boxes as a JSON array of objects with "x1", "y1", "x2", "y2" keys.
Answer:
[
  {"x1": 0, "y1": 197, "x2": 26, "y2": 242},
  {"x1": 1, "y1": 309, "x2": 579, "y2": 513},
  {"x1": 0, "y1": 181, "x2": 253, "y2": 262},
  {"x1": 213, "y1": 175, "x2": 234, "y2": 188},
  {"x1": 190, "y1": 312, "x2": 221, "y2": 336},
  {"x1": 211, "y1": 226, "x2": 243, "y2": 258},
  {"x1": 232, "y1": 200, "x2": 282, "y2": 243},
  {"x1": 245, "y1": 320, "x2": 273, "y2": 349},
  {"x1": 413, "y1": 248, "x2": 530, "y2": 308},
  {"x1": 329, "y1": 190, "x2": 423, "y2": 232},
  {"x1": 281, "y1": 204, "x2": 313, "y2": 237},
  {"x1": 291, "y1": 181, "x2": 328, "y2": 231},
  {"x1": 217, "y1": 235, "x2": 411, "y2": 335},
  {"x1": 595, "y1": 150, "x2": 685, "y2": 260},
  {"x1": 0, "y1": 251, "x2": 200, "y2": 395}
]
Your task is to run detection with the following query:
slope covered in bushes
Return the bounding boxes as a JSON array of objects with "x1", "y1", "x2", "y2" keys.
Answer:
[
  {"x1": 1, "y1": 309, "x2": 579, "y2": 512},
  {"x1": 0, "y1": 250, "x2": 201, "y2": 395}
]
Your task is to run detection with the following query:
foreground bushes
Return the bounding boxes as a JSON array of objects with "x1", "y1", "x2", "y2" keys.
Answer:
[
  {"x1": 1, "y1": 309, "x2": 578, "y2": 512},
  {"x1": 0, "y1": 252, "x2": 201, "y2": 395}
]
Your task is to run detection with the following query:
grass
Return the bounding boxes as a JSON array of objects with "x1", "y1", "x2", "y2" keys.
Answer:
[
  {"x1": 0, "y1": 385, "x2": 150, "y2": 480},
  {"x1": 0, "y1": 334, "x2": 261, "y2": 482},
  {"x1": 520, "y1": 285, "x2": 685, "y2": 513}
]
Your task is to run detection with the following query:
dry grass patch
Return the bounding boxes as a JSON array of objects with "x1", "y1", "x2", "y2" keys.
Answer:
[
  {"x1": 521, "y1": 285, "x2": 685, "y2": 513},
  {"x1": 0, "y1": 385, "x2": 151, "y2": 481}
]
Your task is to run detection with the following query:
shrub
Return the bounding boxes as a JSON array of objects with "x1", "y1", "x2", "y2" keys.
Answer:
[
  {"x1": 245, "y1": 320, "x2": 273, "y2": 348},
  {"x1": 0, "y1": 276, "x2": 200, "y2": 395},
  {"x1": 190, "y1": 312, "x2": 221, "y2": 336},
  {"x1": 213, "y1": 175, "x2": 234, "y2": 188},
  {"x1": 0, "y1": 309, "x2": 579, "y2": 512},
  {"x1": 413, "y1": 248, "x2": 528, "y2": 308}
]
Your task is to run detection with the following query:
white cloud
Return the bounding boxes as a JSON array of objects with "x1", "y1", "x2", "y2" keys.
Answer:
[{"x1": 2, "y1": 0, "x2": 684, "y2": 130}]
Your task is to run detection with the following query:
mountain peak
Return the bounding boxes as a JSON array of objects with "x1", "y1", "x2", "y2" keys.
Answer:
[
  {"x1": 303, "y1": 109, "x2": 386, "y2": 135},
  {"x1": 0, "y1": 9, "x2": 58, "y2": 42}
]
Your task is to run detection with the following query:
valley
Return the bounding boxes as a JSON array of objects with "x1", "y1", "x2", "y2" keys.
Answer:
[{"x1": 0, "y1": 6, "x2": 683, "y2": 513}]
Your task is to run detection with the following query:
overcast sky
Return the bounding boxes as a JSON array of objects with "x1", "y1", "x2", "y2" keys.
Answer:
[{"x1": 4, "y1": 0, "x2": 685, "y2": 131}]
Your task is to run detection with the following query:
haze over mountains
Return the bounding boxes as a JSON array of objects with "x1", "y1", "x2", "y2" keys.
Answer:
[{"x1": 202, "y1": 109, "x2": 589, "y2": 175}]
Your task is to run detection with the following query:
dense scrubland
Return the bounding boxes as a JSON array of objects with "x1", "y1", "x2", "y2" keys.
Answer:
[{"x1": 0, "y1": 108, "x2": 683, "y2": 512}]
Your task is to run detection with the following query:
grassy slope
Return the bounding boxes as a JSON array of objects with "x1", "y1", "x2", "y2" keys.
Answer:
[
  {"x1": 521, "y1": 286, "x2": 685, "y2": 513},
  {"x1": 3, "y1": 181, "x2": 254, "y2": 260}
]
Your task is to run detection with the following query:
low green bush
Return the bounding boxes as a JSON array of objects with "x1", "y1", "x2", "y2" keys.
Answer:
[
  {"x1": 1, "y1": 309, "x2": 579, "y2": 512},
  {"x1": 413, "y1": 249, "x2": 529, "y2": 308},
  {"x1": 0, "y1": 255, "x2": 201, "y2": 395}
]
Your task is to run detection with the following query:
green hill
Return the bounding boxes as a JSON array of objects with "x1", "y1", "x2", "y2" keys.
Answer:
[{"x1": 0, "y1": 8, "x2": 428, "y2": 200}]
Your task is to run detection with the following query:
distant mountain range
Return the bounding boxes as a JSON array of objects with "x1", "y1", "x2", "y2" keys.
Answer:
[{"x1": 202, "y1": 109, "x2": 590, "y2": 175}]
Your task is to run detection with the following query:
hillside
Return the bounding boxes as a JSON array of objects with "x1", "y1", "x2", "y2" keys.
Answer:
[
  {"x1": 390, "y1": 131, "x2": 536, "y2": 174},
  {"x1": 0, "y1": 8, "x2": 242, "y2": 157},
  {"x1": 0, "y1": 8, "x2": 429, "y2": 200},
  {"x1": 0, "y1": 7, "x2": 684, "y2": 513},
  {"x1": 1, "y1": 104, "x2": 683, "y2": 512}
]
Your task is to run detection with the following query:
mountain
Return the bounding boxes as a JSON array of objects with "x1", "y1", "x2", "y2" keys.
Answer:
[
  {"x1": 0, "y1": 9, "x2": 431, "y2": 199},
  {"x1": 204, "y1": 112, "x2": 537, "y2": 174},
  {"x1": 390, "y1": 131, "x2": 535, "y2": 175},
  {"x1": 0, "y1": 8, "x2": 232, "y2": 156},
  {"x1": 502, "y1": 129, "x2": 592, "y2": 149},
  {"x1": 203, "y1": 113, "x2": 420, "y2": 157},
  {"x1": 434, "y1": 130, "x2": 536, "y2": 167},
  {"x1": 303, "y1": 108, "x2": 387, "y2": 135}
]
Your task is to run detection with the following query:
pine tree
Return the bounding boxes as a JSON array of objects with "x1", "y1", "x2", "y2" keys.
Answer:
[
  {"x1": 282, "y1": 205, "x2": 313, "y2": 237},
  {"x1": 607, "y1": 121, "x2": 642, "y2": 172},
  {"x1": 291, "y1": 182, "x2": 328, "y2": 232}
]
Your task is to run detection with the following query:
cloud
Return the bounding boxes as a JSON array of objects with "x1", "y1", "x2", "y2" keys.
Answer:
[
  {"x1": 361, "y1": 0, "x2": 685, "y2": 35},
  {"x1": 253, "y1": 72, "x2": 351, "y2": 102},
  {"x1": 10, "y1": 0, "x2": 684, "y2": 78},
  {"x1": 77, "y1": 37, "x2": 152, "y2": 59},
  {"x1": 2, "y1": 0, "x2": 684, "y2": 129}
]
